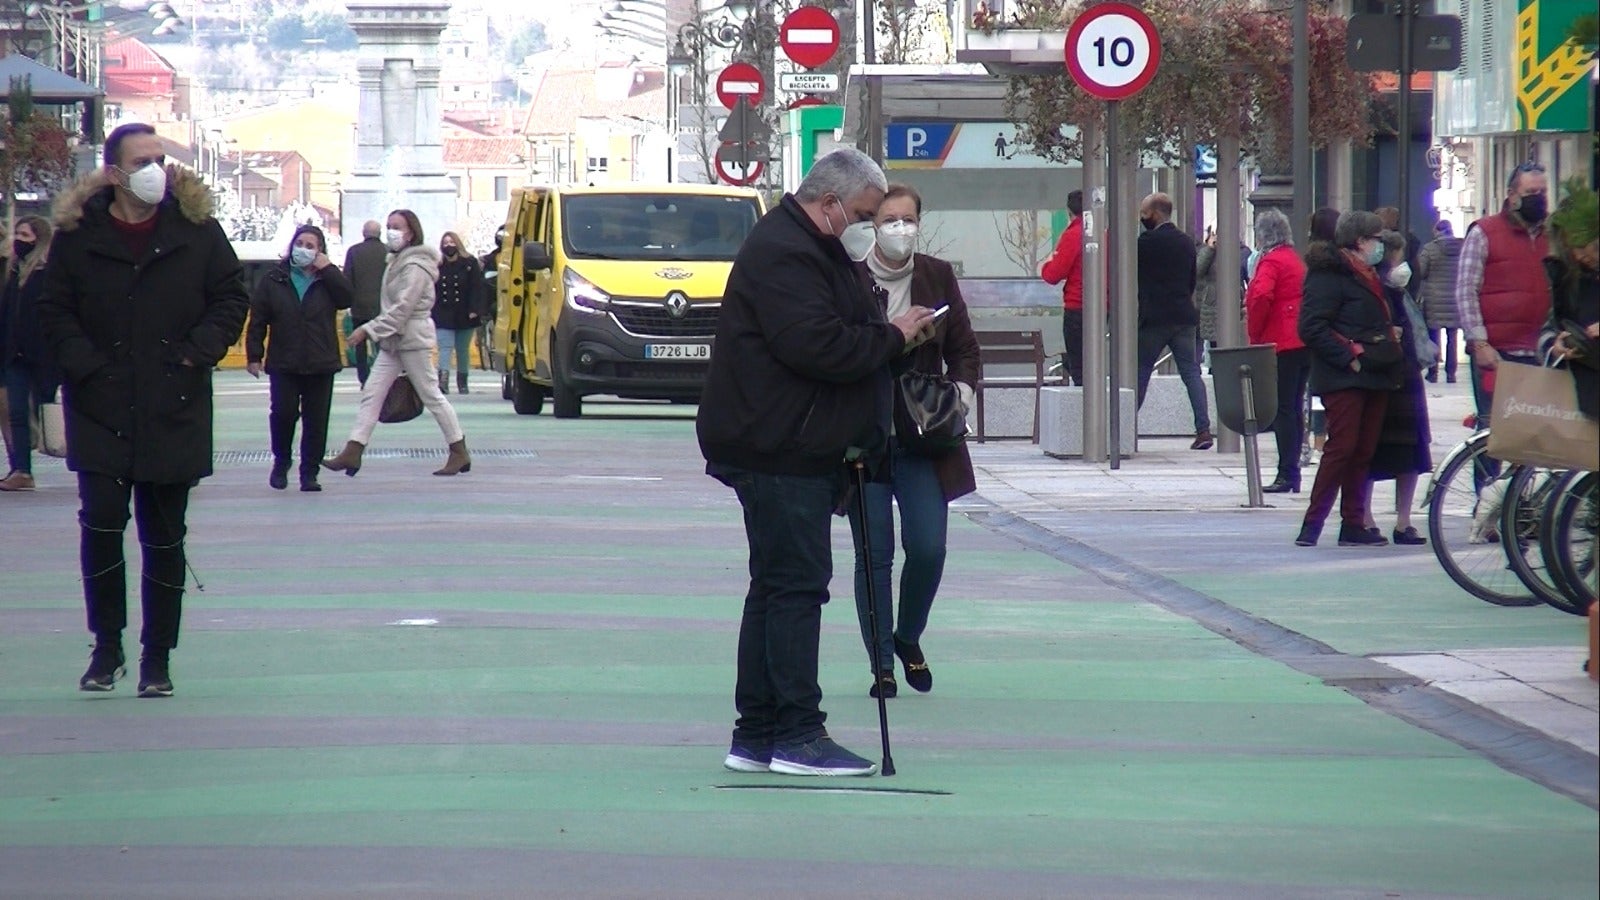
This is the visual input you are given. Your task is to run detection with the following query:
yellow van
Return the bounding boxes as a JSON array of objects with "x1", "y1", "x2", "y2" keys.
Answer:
[{"x1": 489, "y1": 183, "x2": 765, "y2": 417}]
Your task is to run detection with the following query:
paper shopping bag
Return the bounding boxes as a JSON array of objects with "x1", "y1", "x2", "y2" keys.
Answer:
[{"x1": 1486, "y1": 363, "x2": 1598, "y2": 470}]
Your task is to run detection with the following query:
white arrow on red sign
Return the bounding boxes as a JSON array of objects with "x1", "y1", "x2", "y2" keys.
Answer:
[
  {"x1": 714, "y1": 62, "x2": 765, "y2": 110},
  {"x1": 779, "y1": 6, "x2": 841, "y2": 70}
]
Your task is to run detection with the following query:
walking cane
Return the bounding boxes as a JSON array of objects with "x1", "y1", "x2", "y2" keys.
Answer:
[{"x1": 850, "y1": 457, "x2": 896, "y2": 777}]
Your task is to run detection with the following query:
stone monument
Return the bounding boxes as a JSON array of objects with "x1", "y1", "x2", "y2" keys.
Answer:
[{"x1": 341, "y1": 1, "x2": 457, "y2": 242}]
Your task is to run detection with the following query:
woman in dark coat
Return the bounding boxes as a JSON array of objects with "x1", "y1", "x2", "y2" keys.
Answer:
[
  {"x1": 0, "y1": 215, "x2": 61, "y2": 491},
  {"x1": 1363, "y1": 231, "x2": 1433, "y2": 545},
  {"x1": 1295, "y1": 210, "x2": 1405, "y2": 548},
  {"x1": 245, "y1": 224, "x2": 354, "y2": 491},
  {"x1": 849, "y1": 183, "x2": 981, "y2": 699},
  {"x1": 431, "y1": 231, "x2": 484, "y2": 395},
  {"x1": 1541, "y1": 180, "x2": 1599, "y2": 421}
]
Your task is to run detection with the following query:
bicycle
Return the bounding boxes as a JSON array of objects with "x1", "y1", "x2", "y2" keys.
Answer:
[
  {"x1": 1425, "y1": 430, "x2": 1538, "y2": 606},
  {"x1": 1539, "y1": 470, "x2": 1597, "y2": 614},
  {"x1": 1500, "y1": 465, "x2": 1583, "y2": 612}
]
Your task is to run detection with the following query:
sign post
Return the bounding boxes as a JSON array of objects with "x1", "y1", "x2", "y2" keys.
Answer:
[
  {"x1": 1065, "y1": 2, "x2": 1161, "y2": 468},
  {"x1": 713, "y1": 65, "x2": 770, "y2": 187}
]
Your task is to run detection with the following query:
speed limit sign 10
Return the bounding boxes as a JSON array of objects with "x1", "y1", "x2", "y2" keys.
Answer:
[{"x1": 1064, "y1": 2, "x2": 1162, "y2": 101}]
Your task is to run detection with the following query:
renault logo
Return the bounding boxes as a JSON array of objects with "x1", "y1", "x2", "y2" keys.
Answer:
[
  {"x1": 656, "y1": 267, "x2": 692, "y2": 280},
  {"x1": 664, "y1": 292, "x2": 690, "y2": 318}
]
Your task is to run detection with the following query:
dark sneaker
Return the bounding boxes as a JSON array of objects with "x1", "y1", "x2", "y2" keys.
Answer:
[
  {"x1": 723, "y1": 742, "x2": 771, "y2": 773},
  {"x1": 770, "y1": 736, "x2": 877, "y2": 776},
  {"x1": 868, "y1": 673, "x2": 898, "y2": 699},
  {"x1": 894, "y1": 636, "x2": 933, "y2": 693},
  {"x1": 1190, "y1": 431, "x2": 1215, "y2": 451},
  {"x1": 79, "y1": 643, "x2": 126, "y2": 691},
  {"x1": 137, "y1": 656, "x2": 173, "y2": 698},
  {"x1": 1338, "y1": 524, "x2": 1389, "y2": 547}
]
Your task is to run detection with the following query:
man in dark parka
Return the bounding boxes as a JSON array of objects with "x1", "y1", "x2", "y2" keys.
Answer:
[{"x1": 39, "y1": 123, "x2": 248, "y2": 698}]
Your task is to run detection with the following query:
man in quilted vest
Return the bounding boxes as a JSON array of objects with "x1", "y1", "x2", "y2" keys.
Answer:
[{"x1": 1454, "y1": 162, "x2": 1551, "y2": 426}]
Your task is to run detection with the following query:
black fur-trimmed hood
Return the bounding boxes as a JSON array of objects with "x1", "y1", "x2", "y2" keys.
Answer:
[
  {"x1": 51, "y1": 165, "x2": 216, "y2": 233},
  {"x1": 1304, "y1": 239, "x2": 1354, "y2": 274}
]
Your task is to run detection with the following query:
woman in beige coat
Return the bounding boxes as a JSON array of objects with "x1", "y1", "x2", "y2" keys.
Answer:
[{"x1": 323, "y1": 209, "x2": 470, "y2": 477}]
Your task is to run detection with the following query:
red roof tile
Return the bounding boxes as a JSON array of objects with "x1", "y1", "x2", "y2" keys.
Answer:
[
  {"x1": 443, "y1": 136, "x2": 527, "y2": 167},
  {"x1": 103, "y1": 37, "x2": 175, "y2": 76},
  {"x1": 520, "y1": 66, "x2": 666, "y2": 137}
]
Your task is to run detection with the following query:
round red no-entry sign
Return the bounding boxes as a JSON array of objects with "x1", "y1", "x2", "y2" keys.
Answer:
[
  {"x1": 715, "y1": 62, "x2": 766, "y2": 110},
  {"x1": 1064, "y1": 2, "x2": 1162, "y2": 101},
  {"x1": 779, "y1": 6, "x2": 840, "y2": 70}
]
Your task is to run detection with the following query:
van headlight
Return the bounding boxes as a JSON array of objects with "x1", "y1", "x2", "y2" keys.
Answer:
[{"x1": 564, "y1": 267, "x2": 610, "y2": 314}]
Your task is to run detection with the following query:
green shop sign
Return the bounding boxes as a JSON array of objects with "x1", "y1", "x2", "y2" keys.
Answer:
[{"x1": 1516, "y1": 0, "x2": 1593, "y2": 132}]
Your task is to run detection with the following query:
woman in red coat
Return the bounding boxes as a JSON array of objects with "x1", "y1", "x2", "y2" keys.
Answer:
[{"x1": 1245, "y1": 209, "x2": 1309, "y2": 493}]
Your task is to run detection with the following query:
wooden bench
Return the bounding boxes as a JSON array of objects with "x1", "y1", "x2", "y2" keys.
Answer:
[{"x1": 974, "y1": 329, "x2": 1046, "y2": 442}]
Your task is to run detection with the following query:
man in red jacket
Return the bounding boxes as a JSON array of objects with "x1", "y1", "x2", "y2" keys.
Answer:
[
  {"x1": 1041, "y1": 190, "x2": 1084, "y2": 385},
  {"x1": 1455, "y1": 161, "x2": 1551, "y2": 426}
]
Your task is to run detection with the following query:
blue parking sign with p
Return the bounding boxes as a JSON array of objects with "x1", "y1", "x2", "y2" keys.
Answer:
[{"x1": 887, "y1": 123, "x2": 958, "y2": 162}]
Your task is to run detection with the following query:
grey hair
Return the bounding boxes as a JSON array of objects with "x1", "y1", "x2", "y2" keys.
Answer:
[
  {"x1": 1253, "y1": 209, "x2": 1293, "y2": 250},
  {"x1": 794, "y1": 148, "x2": 888, "y2": 204},
  {"x1": 1378, "y1": 229, "x2": 1405, "y2": 252},
  {"x1": 1333, "y1": 210, "x2": 1383, "y2": 249}
]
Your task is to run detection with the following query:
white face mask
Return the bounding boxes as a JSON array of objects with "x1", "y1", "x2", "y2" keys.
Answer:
[
  {"x1": 291, "y1": 246, "x2": 317, "y2": 268},
  {"x1": 119, "y1": 162, "x2": 166, "y2": 206},
  {"x1": 826, "y1": 198, "x2": 876, "y2": 263},
  {"x1": 876, "y1": 220, "x2": 919, "y2": 262},
  {"x1": 1386, "y1": 261, "x2": 1411, "y2": 288},
  {"x1": 384, "y1": 228, "x2": 406, "y2": 252}
]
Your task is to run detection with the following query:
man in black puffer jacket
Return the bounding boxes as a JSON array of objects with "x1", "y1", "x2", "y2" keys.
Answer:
[
  {"x1": 39, "y1": 123, "x2": 248, "y2": 699},
  {"x1": 697, "y1": 148, "x2": 934, "y2": 778}
]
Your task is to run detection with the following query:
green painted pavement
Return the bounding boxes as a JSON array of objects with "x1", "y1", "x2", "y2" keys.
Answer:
[{"x1": 1, "y1": 373, "x2": 1595, "y2": 896}]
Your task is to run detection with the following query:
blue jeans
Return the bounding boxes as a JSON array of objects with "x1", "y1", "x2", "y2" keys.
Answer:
[
  {"x1": 1469, "y1": 353, "x2": 1538, "y2": 489},
  {"x1": 437, "y1": 328, "x2": 474, "y2": 372},
  {"x1": 4, "y1": 361, "x2": 59, "y2": 474},
  {"x1": 847, "y1": 442, "x2": 949, "y2": 674},
  {"x1": 1136, "y1": 322, "x2": 1211, "y2": 433},
  {"x1": 720, "y1": 466, "x2": 835, "y2": 748}
]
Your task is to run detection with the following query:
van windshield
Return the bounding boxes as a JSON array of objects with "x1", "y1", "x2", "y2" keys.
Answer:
[{"x1": 561, "y1": 194, "x2": 760, "y2": 262}]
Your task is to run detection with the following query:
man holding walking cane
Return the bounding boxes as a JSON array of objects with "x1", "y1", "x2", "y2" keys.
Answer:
[{"x1": 697, "y1": 149, "x2": 934, "y2": 777}]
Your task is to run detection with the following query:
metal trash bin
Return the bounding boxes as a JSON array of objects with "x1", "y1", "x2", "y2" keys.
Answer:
[
  {"x1": 1211, "y1": 345, "x2": 1279, "y2": 436},
  {"x1": 1210, "y1": 344, "x2": 1279, "y2": 508}
]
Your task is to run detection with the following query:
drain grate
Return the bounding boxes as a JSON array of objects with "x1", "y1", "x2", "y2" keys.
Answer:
[{"x1": 211, "y1": 448, "x2": 538, "y2": 465}]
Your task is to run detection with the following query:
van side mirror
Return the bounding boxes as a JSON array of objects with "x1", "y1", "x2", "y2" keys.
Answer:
[{"x1": 523, "y1": 241, "x2": 553, "y2": 273}]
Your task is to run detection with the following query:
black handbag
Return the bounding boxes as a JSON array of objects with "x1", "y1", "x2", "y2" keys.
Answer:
[
  {"x1": 379, "y1": 375, "x2": 425, "y2": 423},
  {"x1": 1355, "y1": 332, "x2": 1405, "y2": 367},
  {"x1": 894, "y1": 369, "x2": 968, "y2": 456}
]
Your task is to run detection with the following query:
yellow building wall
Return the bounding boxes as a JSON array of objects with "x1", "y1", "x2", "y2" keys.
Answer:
[{"x1": 213, "y1": 100, "x2": 356, "y2": 211}]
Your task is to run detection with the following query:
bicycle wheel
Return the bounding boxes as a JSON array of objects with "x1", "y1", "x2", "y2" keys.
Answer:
[
  {"x1": 1427, "y1": 433, "x2": 1538, "y2": 606},
  {"x1": 1541, "y1": 471, "x2": 1597, "y2": 615},
  {"x1": 1499, "y1": 465, "x2": 1572, "y2": 609}
]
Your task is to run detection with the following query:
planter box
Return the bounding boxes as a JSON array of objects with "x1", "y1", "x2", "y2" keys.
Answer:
[{"x1": 966, "y1": 29, "x2": 1059, "y2": 51}]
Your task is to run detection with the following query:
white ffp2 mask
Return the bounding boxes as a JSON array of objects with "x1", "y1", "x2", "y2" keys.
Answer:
[
  {"x1": 120, "y1": 162, "x2": 167, "y2": 206},
  {"x1": 876, "y1": 221, "x2": 918, "y2": 262}
]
